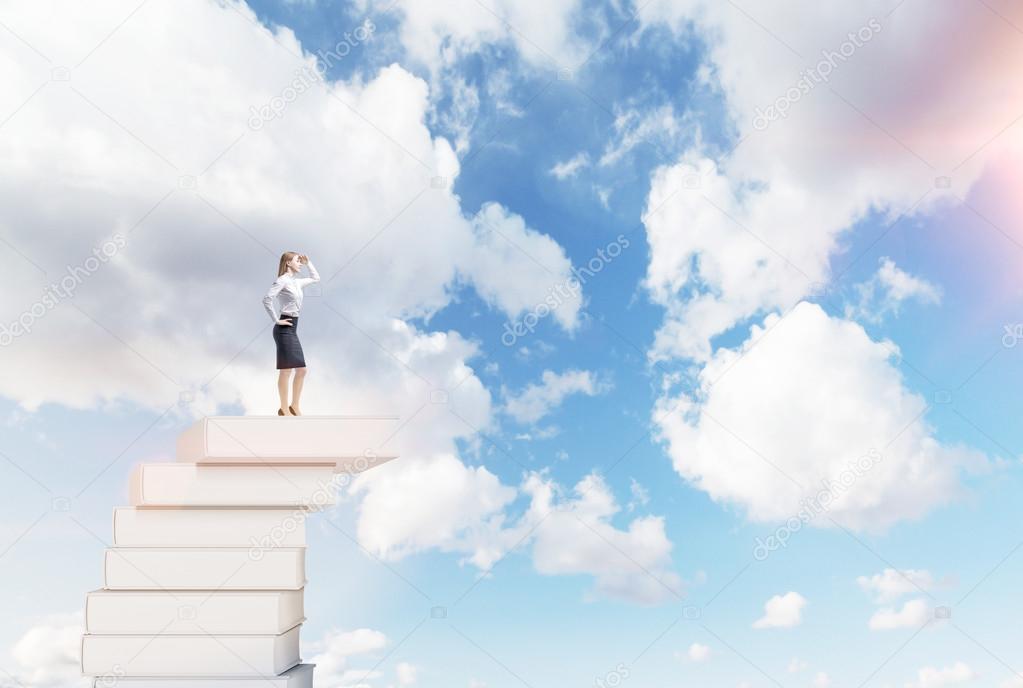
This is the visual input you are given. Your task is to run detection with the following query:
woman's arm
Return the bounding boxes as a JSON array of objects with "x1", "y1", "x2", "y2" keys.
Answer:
[
  {"x1": 263, "y1": 277, "x2": 285, "y2": 323},
  {"x1": 295, "y1": 258, "x2": 320, "y2": 288}
]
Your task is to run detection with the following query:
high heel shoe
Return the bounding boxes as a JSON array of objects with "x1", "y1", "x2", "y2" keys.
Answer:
[
  {"x1": 278, "y1": 408, "x2": 292, "y2": 416},
  {"x1": 289, "y1": 405, "x2": 301, "y2": 416}
]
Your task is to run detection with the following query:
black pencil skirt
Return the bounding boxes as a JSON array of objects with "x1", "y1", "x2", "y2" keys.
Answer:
[{"x1": 273, "y1": 313, "x2": 306, "y2": 369}]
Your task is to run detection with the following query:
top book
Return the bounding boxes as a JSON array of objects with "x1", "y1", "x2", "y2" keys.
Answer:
[{"x1": 176, "y1": 416, "x2": 400, "y2": 472}]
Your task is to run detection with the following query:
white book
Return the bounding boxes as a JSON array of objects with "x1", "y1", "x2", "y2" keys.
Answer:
[
  {"x1": 113, "y1": 507, "x2": 306, "y2": 547},
  {"x1": 129, "y1": 464, "x2": 338, "y2": 509},
  {"x1": 176, "y1": 416, "x2": 399, "y2": 472},
  {"x1": 92, "y1": 664, "x2": 314, "y2": 687},
  {"x1": 104, "y1": 547, "x2": 305, "y2": 590},
  {"x1": 81, "y1": 625, "x2": 300, "y2": 677},
  {"x1": 85, "y1": 589, "x2": 304, "y2": 634}
]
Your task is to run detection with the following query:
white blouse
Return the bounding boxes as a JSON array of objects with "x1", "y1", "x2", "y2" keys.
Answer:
[{"x1": 263, "y1": 261, "x2": 320, "y2": 323}]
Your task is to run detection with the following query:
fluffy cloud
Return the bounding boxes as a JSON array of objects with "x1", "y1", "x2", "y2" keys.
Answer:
[
  {"x1": 686, "y1": 642, "x2": 711, "y2": 662},
  {"x1": 305, "y1": 627, "x2": 389, "y2": 687},
  {"x1": 857, "y1": 568, "x2": 944, "y2": 603},
  {"x1": 907, "y1": 661, "x2": 977, "y2": 688},
  {"x1": 504, "y1": 369, "x2": 609, "y2": 424},
  {"x1": 522, "y1": 471, "x2": 683, "y2": 605},
  {"x1": 3, "y1": 613, "x2": 86, "y2": 688},
  {"x1": 361, "y1": 0, "x2": 590, "y2": 76},
  {"x1": 348, "y1": 452, "x2": 517, "y2": 561},
  {"x1": 752, "y1": 591, "x2": 806, "y2": 629},
  {"x1": 352, "y1": 462, "x2": 680, "y2": 605},
  {"x1": 393, "y1": 662, "x2": 417, "y2": 687},
  {"x1": 868, "y1": 598, "x2": 932, "y2": 630},
  {"x1": 654, "y1": 301, "x2": 986, "y2": 531},
  {"x1": 462, "y1": 203, "x2": 582, "y2": 333},
  {"x1": 637, "y1": 0, "x2": 1023, "y2": 361}
]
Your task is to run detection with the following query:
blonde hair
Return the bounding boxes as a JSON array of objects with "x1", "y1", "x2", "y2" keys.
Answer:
[{"x1": 276, "y1": 251, "x2": 299, "y2": 278}]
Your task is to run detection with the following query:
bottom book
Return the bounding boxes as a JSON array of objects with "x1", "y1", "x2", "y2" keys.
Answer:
[{"x1": 92, "y1": 664, "x2": 313, "y2": 687}]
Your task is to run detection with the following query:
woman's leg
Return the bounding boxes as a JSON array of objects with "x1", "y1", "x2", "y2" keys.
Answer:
[
  {"x1": 277, "y1": 369, "x2": 294, "y2": 412},
  {"x1": 291, "y1": 367, "x2": 307, "y2": 414}
]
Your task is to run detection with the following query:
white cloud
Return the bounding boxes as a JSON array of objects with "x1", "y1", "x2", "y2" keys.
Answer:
[
  {"x1": 550, "y1": 152, "x2": 590, "y2": 179},
  {"x1": 349, "y1": 453, "x2": 517, "y2": 562},
  {"x1": 305, "y1": 627, "x2": 388, "y2": 688},
  {"x1": 868, "y1": 599, "x2": 932, "y2": 630},
  {"x1": 5, "y1": 612, "x2": 86, "y2": 688},
  {"x1": 463, "y1": 203, "x2": 582, "y2": 333},
  {"x1": 637, "y1": 1, "x2": 1023, "y2": 361},
  {"x1": 452, "y1": 470, "x2": 681, "y2": 604},
  {"x1": 523, "y1": 471, "x2": 683, "y2": 605},
  {"x1": 906, "y1": 661, "x2": 977, "y2": 688},
  {"x1": 814, "y1": 672, "x2": 832, "y2": 688},
  {"x1": 434, "y1": 75, "x2": 480, "y2": 155},
  {"x1": 857, "y1": 568, "x2": 942, "y2": 603},
  {"x1": 365, "y1": 0, "x2": 590, "y2": 77},
  {"x1": 687, "y1": 642, "x2": 711, "y2": 662},
  {"x1": 504, "y1": 369, "x2": 609, "y2": 424},
  {"x1": 352, "y1": 461, "x2": 680, "y2": 605},
  {"x1": 627, "y1": 477, "x2": 650, "y2": 512},
  {"x1": 752, "y1": 591, "x2": 806, "y2": 629},
  {"x1": 847, "y1": 257, "x2": 942, "y2": 323},
  {"x1": 393, "y1": 661, "x2": 417, "y2": 687},
  {"x1": 654, "y1": 301, "x2": 987, "y2": 532},
  {"x1": 599, "y1": 104, "x2": 689, "y2": 167}
]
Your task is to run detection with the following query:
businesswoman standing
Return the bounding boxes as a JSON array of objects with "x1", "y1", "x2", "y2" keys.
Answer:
[{"x1": 263, "y1": 252, "x2": 319, "y2": 416}]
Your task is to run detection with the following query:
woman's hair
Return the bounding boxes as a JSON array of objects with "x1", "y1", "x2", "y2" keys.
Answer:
[{"x1": 276, "y1": 251, "x2": 299, "y2": 278}]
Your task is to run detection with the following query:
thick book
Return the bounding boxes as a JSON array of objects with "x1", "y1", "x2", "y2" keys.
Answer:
[
  {"x1": 85, "y1": 589, "x2": 304, "y2": 634},
  {"x1": 113, "y1": 507, "x2": 306, "y2": 547},
  {"x1": 176, "y1": 416, "x2": 399, "y2": 472},
  {"x1": 128, "y1": 464, "x2": 338, "y2": 509},
  {"x1": 81, "y1": 625, "x2": 300, "y2": 676},
  {"x1": 103, "y1": 547, "x2": 305, "y2": 590},
  {"x1": 92, "y1": 664, "x2": 314, "y2": 687}
]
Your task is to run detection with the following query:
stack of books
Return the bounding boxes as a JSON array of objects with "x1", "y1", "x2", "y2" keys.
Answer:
[{"x1": 81, "y1": 415, "x2": 399, "y2": 687}]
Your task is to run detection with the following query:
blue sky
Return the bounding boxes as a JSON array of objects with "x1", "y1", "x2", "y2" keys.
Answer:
[{"x1": 2, "y1": 1, "x2": 1023, "y2": 687}]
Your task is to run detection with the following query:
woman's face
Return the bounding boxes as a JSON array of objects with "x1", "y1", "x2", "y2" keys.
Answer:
[{"x1": 287, "y1": 254, "x2": 302, "y2": 272}]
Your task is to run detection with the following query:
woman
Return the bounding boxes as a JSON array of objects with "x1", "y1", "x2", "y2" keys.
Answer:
[{"x1": 263, "y1": 252, "x2": 320, "y2": 416}]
